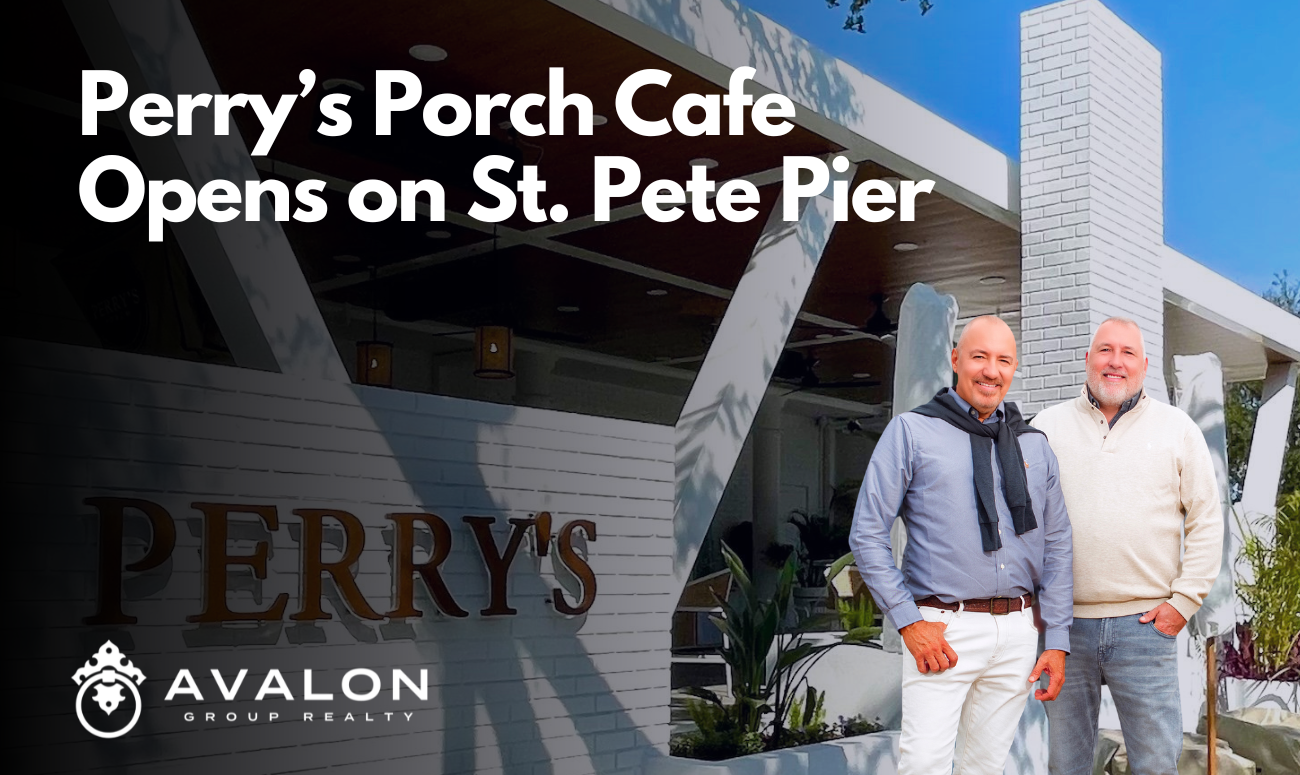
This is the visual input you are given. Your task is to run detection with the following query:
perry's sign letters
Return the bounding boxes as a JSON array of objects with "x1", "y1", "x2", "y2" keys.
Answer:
[{"x1": 84, "y1": 497, "x2": 597, "y2": 625}]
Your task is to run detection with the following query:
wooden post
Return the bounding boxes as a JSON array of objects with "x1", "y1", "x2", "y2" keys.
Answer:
[{"x1": 1206, "y1": 636, "x2": 1218, "y2": 775}]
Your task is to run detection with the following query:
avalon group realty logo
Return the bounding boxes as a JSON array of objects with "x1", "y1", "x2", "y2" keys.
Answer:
[
  {"x1": 70, "y1": 638, "x2": 430, "y2": 739},
  {"x1": 72, "y1": 641, "x2": 146, "y2": 739}
]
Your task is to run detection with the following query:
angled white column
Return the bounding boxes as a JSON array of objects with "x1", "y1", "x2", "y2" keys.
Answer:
[
  {"x1": 1172, "y1": 353, "x2": 1233, "y2": 638},
  {"x1": 672, "y1": 163, "x2": 853, "y2": 586},
  {"x1": 1240, "y1": 362, "x2": 1298, "y2": 521},
  {"x1": 881, "y1": 282, "x2": 958, "y2": 653},
  {"x1": 1171, "y1": 353, "x2": 1234, "y2": 734},
  {"x1": 892, "y1": 284, "x2": 960, "y2": 417},
  {"x1": 66, "y1": 0, "x2": 347, "y2": 380}
]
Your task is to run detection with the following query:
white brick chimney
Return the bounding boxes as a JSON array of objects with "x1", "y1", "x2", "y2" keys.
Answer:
[{"x1": 1018, "y1": 0, "x2": 1167, "y2": 415}]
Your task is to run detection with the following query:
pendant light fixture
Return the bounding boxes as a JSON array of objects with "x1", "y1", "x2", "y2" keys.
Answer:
[
  {"x1": 473, "y1": 225, "x2": 514, "y2": 379},
  {"x1": 473, "y1": 325, "x2": 514, "y2": 378},
  {"x1": 356, "y1": 264, "x2": 393, "y2": 387}
]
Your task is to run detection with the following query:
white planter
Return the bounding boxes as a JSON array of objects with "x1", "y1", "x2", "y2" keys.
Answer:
[
  {"x1": 794, "y1": 635, "x2": 903, "y2": 729},
  {"x1": 1224, "y1": 677, "x2": 1299, "y2": 713},
  {"x1": 796, "y1": 631, "x2": 846, "y2": 648},
  {"x1": 649, "y1": 731, "x2": 901, "y2": 775}
]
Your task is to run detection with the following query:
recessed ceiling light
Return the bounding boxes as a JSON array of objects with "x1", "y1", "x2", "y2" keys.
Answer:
[
  {"x1": 893, "y1": 242, "x2": 919, "y2": 252},
  {"x1": 557, "y1": 305, "x2": 580, "y2": 313},
  {"x1": 853, "y1": 372, "x2": 872, "y2": 379},
  {"x1": 425, "y1": 230, "x2": 451, "y2": 239},
  {"x1": 333, "y1": 254, "x2": 361, "y2": 263},
  {"x1": 646, "y1": 289, "x2": 668, "y2": 296},
  {"x1": 815, "y1": 333, "x2": 835, "y2": 340},
  {"x1": 689, "y1": 157, "x2": 719, "y2": 169},
  {"x1": 409, "y1": 44, "x2": 448, "y2": 62},
  {"x1": 593, "y1": 114, "x2": 608, "y2": 126},
  {"x1": 979, "y1": 275, "x2": 1007, "y2": 285},
  {"x1": 322, "y1": 78, "x2": 365, "y2": 91}
]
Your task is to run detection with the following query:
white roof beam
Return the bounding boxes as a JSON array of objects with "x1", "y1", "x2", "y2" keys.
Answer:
[
  {"x1": 549, "y1": 0, "x2": 1020, "y2": 228},
  {"x1": 1163, "y1": 246, "x2": 1300, "y2": 363}
]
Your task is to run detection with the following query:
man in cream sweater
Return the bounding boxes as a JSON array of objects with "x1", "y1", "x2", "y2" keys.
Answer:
[{"x1": 1031, "y1": 317, "x2": 1222, "y2": 775}]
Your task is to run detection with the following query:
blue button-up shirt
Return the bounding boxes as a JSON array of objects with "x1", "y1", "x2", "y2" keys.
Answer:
[{"x1": 849, "y1": 390, "x2": 1074, "y2": 652}]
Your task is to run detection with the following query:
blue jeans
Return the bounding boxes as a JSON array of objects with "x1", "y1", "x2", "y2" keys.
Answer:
[{"x1": 1046, "y1": 614, "x2": 1182, "y2": 775}]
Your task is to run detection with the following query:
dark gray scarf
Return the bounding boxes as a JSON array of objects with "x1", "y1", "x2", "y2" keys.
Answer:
[{"x1": 912, "y1": 389, "x2": 1044, "y2": 552}]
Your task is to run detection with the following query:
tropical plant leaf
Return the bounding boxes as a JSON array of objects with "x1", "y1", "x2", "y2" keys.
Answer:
[
  {"x1": 842, "y1": 625, "x2": 883, "y2": 644},
  {"x1": 721, "y1": 543, "x2": 754, "y2": 607},
  {"x1": 775, "y1": 557, "x2": 797, "y2": 606},
  {"x1": 756, "y1": 607, "x2": 780, "y2": 654},
  {"x1": 824, "y1": 551, "x2": 857, "y2": 591},
  {"x1": 775, "y1": 642, "x2": 826, "y2": 672},
  {"x1": 708, "y1": 614, "x2": 738, "y2": 644},
  {"x1": 681, "y1": 686, "x2": 723, "y2": 706}
]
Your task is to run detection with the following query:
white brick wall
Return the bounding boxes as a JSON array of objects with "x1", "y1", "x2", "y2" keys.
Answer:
[
  {"x1": 3, "y1": 337, "x2": 675, "y2": 775},
  {"x1": 1019, "y1": 0, "x2": 1167, "y2": 415}
]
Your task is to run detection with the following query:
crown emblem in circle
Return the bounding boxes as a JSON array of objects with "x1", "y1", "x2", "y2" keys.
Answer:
[{"x1": 72, "y1": 640, "x2": 146, "y2": 738}]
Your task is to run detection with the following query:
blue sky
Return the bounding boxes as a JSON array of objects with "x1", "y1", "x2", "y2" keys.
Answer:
[{"x1": 741, "y1": 0, "x2": 1299, "y2": 297}]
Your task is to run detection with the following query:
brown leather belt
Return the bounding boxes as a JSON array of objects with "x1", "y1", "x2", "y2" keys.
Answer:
[{"x1": 916, "y1": 593, "x2": 1033, "y2": 615}]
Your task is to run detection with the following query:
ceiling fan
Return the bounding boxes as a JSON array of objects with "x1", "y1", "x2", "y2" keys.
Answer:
[
  {"x1": 861, "y1": 292, "x2": 898, "y2": 338},
  {"x1": 772, "y1": 350, "x2": 881, "y2": 393},
  {"x1": 794, "y1": 292, "x2": 899, "y2": 345}
]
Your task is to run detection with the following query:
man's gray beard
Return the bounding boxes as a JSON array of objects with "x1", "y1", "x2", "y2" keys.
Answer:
[{"x1": 1088, "y1": 375, "x2": 1139, "y2": 406}]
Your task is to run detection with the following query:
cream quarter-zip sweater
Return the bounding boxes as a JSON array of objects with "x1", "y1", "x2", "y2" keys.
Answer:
[{"x1": 1030, "y1": 387, "x2": 1222, "y2": 620}]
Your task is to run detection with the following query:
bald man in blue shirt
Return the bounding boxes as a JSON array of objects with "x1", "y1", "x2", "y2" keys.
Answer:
[{"x1": 850, "y1": 316, "x2": 1074, "y2": 775}]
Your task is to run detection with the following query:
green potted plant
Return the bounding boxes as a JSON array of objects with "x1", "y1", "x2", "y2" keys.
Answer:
[
  {"x1": 681, "y1": 542, "x2": 859, "y2": 752},
  {"x1": 824, "y1": 550, "x2": 883, "y2": 645},
  {"x1": 769, "y1": 510, "x2": 852, "y2": 618},
  {"x1": 1223, "y1": 491, "x2": 1300, "y2": 685}
]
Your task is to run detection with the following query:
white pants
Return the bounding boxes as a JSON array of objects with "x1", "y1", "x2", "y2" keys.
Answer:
[{"x1": 898, "y1": 605, "x2": 1040, "y2": 775}]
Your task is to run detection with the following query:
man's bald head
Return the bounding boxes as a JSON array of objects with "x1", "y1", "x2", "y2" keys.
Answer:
[
  {"x1": 950, "y1": 315, "x2": 1019, "y2": 420},
  {"x1": 956, "y1": 315, "x2": 1018, "y2": 356}
]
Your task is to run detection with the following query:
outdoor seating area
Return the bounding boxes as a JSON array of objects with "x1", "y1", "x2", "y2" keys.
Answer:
[{"x1": 671, "y1": 570, "x2": 733, "y2": 695}]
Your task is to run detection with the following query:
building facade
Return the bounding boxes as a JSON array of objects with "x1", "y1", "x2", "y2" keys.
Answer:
[{"x1": 4, "y1": 0, "x2": 1297, "y2": 773}]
